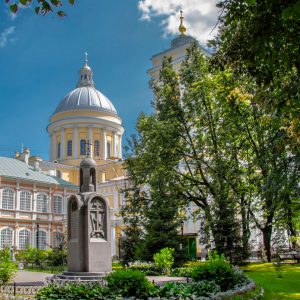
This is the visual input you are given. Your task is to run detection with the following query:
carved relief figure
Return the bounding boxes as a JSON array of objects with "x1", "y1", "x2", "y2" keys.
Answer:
[{"x1": 90, "y1": 199, "x2": 105, "y2": 239}]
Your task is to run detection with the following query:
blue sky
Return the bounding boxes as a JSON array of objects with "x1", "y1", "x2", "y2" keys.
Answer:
[{"x1": 0, "y1": 0, "x2": 218, "y2": 160}]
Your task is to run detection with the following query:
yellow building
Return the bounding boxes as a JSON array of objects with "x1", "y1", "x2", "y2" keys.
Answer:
[{"x1": 42, "y1": 57, "x2": 126, "y2": 258}]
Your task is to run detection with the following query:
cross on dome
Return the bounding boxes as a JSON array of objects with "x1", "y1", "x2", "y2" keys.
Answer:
[{"x1": 77, "y1": 53, "x2": 94, "y2": 88}]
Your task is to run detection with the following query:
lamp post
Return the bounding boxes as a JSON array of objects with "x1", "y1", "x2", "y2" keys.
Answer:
[
  {"x1": 36, "y1": 217, "x2": 40, "y2": 250},
  {"x1": 179, "y1": 220, "x2": 184, "y2": 251}
]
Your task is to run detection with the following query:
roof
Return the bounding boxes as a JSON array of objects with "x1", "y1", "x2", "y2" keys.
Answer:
[{"x1": 0, "y1": 157, "x2": 78, "y2": 189}]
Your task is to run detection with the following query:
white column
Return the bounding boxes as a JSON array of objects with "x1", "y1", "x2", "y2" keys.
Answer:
[
  {"x1": 88, "y1": 127, "x2": 93, "y2": 159},
  {"x1": 52, "y1": 132, "x2": 56, "y2": 161},
  {"x1": 74, "y1": 127, "x2": 78, "y2": 159},
  {"x1": 60, "y1": 128, "x2": 65, "y2": 160},
  {"x1": 102, "y1": 128, "x2": 107, "y2": 160},
  {"x1": 119, "y1": 134, "x2": 122, "y2": 159},
  {"x1": 50, "y1": 134, "x2": 53, "y2": 161},
  {"x1": 113, "y1": 132, "x2": 117, "y2": 158}
]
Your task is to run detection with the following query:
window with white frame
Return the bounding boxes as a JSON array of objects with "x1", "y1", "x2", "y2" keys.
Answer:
[
  {"x1": 53, "y1": 195, "x2": 63, "y2": 214},
  {"x1": 20, "y1": 191, "x2": 31, "y2": 211},
  {"x1": 1, "y1": 189, "x2": 14, "y2": 210},
  {"x1": 0, "y1": 228, "x2": 13, "y2": 248},
  {"x1": 36, "y1": 230, "x2": 47, "y2": 250},
  {"x1": 53, "y1": 231, "x2": 64, "y2": 248},
  {"x1": 94, "y1": 140, "x2": 100, "y2": 156},
  {"x1": 80, "y1": 139, "x2": 86, "y2": 155},
  {"x1": 67, "y1": 140, "x2": 72, "y2": 156},
  {"x1": 36, "y1": 194, "x2": 48, "y2": 213},
  {"x1": 19, "y1": 229, "x2": 31, "y2": 250},
  {"x1": 107, "y1": 142, "x2": 111, "y2": 158}
]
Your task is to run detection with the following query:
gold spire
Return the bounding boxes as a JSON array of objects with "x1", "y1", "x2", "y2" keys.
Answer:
[{"x1": 179, "y1": 10, "x2": 186, "y2": 35}]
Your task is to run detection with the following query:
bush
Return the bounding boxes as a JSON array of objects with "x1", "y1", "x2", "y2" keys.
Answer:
[
  {"x1": 36, "y1": 283, "x2": 105, "y2": 300},
  {"x1": 190, "y1": 252, "x2": 247, "y2": 291},
  {"x1": 157, "y1": 281, "x2": 221, "y2": 298},
  {"x1": 153, "y1": 247, "x2": 175, "y2": 275},
  {"x1": 127, "y1": 261, "x2": 160, "y2": 275},
  {"x1": 105, "y1": 270, "x2": 154, "y2": 298},
  {"x1": 170, "y1": 267, "x2": 194, "y2": 277},
  {"x1": 0, "y1": 248, "x2": 17, "y2": 286}
]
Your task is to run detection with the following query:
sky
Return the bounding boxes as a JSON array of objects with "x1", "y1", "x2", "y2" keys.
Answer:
[{"x1": 0, "y1": 0, "x2": 219, "y2": 160}]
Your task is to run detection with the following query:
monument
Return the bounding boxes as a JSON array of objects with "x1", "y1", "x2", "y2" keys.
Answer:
[{"x1": 57, "y1": 157, "x2": 112, "y2": 281}]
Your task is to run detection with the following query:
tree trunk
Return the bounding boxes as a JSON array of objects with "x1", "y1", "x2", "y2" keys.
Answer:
[{"x1": 262, "y1": 225, "x2": 272, "y2": 262}]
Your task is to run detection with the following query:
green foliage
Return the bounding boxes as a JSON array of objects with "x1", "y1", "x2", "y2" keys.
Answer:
[
  {"x1": 170, "y1": 266, "x2": 194, "y2": 277},
  {"x1": 104, "y1": 270, "x2": 154, "y2": 299},
  {"x1": 156, "y1": 281, "x2": 221, "y2": 298},
  {"x1": 127, "y1": 261, "x2": 160, "y2": 275},
  {"x1": 153, "y1": 247, "x2": 175, "y2": 275},
  {"x1": 190, "y1": 252, "x2": 249, "y2": 291},
  {"x1": 36, "y1": 283, "x2": 106, "y2": 300},
  {"x1": 0, "y1": 248, "x2": 17, "y2": 286},
  {"x1": 5, "y1": 0, "x2": 75, "y2": 17}
]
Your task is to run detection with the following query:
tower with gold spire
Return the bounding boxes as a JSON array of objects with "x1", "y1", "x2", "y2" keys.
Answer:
[{"x1": 148, "y1": 10, "x2": 210, "y2": 83}]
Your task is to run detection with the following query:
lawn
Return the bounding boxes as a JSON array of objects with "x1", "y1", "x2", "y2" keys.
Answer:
[{"x1": 241, "y1": 263, "x2": 300, "y2": 300}]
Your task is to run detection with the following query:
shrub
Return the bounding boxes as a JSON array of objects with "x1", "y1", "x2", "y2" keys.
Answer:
[
  {"x1": 170, "y1": 267, "x2": 193, "y2": 277},
  {"x1": 105, "y1": 269, "x2": 153, "y2": 298},
  {"x1": 190, "y1": 252, "x2": 247, "y2": 291},
  {"x1": 127, "y1": 261, "x2": 160, "y2": 275},
  {"x1": 0, "y1": 248, "x2": 17, "y2": 286},
  {"x1": 36, "y1": 283, "x2": 105, "y2": 300},
  {"x1": 157, "y1": 281, "x2": 221, "y2": 298},
  {"x1": 153, "y1": 247, "x2": 175, "y2": 275}
]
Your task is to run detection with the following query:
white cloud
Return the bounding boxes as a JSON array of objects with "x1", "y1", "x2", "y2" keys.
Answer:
[
  {"x1": 0, "y1": 26, "x2": 16, "y2": 48},
  {"x1": 138, "y1": 0, "x2": 220, "y2": 43}
]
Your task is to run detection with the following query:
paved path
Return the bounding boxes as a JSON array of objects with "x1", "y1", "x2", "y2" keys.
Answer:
[
  {"x1": 14, "y1": 270, "x2": 52, "y2": 284},
  {"x1": 13, "y1": 271, "x2": 186, "y2": 285}
]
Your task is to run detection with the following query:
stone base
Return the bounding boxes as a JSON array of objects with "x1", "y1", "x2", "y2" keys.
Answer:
[{"x1": 45, "y1": 271, "x2": 108, "y2": 284}]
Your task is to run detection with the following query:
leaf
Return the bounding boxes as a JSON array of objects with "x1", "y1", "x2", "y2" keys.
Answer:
[
  {"x1": 19, "y1": 0, "x2": 28, "y2": 5},
  {"x1": 10, "y1": 3, "x2": 18, "y2": 13},
  {"x1": 57, "y1": 10, "x2": 66, "y2": 17},
  {"x1": 69, "y1": 0, "x2": 75, "y2": 4},
  {"x1": 35, "y1": 6, "x2": 40, "y2": 14}
]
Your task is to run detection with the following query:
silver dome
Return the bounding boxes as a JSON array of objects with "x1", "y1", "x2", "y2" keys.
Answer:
[
  {"x1": 53, "y1": 61, "x2": 118, "y2": 115},
  {"x1": 54, "y1": 86, "x2": 117, "y2": 115}
]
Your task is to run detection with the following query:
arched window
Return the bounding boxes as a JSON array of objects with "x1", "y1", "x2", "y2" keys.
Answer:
[
  {"x1": 107, "y1": 142, "x2": 111, "y2": 158},
  {"x1": 0, "y1": 228, "x2": 13, "y2": 248},
  {"x1": 67, "y1": 140, "x2": 72, "y2": 156},
  {"x1": 53, "y1": 231, "x2": 64, "y2": 248},
  {"x1": 53, "y1": 195, "x2": 63, "y2": 214},
  {"x1": 36, "y1": 230, "x2": 47, "y2": 250},
  {"x1": 94, "y1": 140, "x2": 100, "y2": 156},
  {"x1": 80, "y1": 139, "x2": 86, "y2": 155},
  {"x1": 57, "y1": 142, "x2": 61, "y2": 158},
  {"x1": 2, "y1": 189, "x2": 14, "y2": 210},
  {"x1": 19, "y1": 229, "x2": 31, "y2": 250},
  {"x1": 36, "y1": 194, "x2": 48, "y2": 213},
  {"x1": 20, "y1": 191, "x2": 31, "y2": 211}
]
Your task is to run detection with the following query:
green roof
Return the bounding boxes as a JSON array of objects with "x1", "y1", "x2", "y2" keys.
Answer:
[{"x1": 0, "y1": 157, "x2": 78, "y2": 189}]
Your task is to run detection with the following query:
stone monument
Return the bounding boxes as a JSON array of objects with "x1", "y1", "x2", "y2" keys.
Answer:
[{"x1": 57, "y1": 157, "x2": 111, "y2": 281}]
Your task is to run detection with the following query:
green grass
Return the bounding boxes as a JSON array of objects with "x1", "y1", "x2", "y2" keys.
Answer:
[{"x1": 241, "y1": 263, "x2": 300, "y2": 300}]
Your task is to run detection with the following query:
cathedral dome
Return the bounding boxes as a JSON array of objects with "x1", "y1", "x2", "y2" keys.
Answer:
[
  {"x1": 53, "y1": 60, "x2": 117, "y2": 115},
  {"x1": 54, "y1": 86, "x2": 117, "y2": 115}
]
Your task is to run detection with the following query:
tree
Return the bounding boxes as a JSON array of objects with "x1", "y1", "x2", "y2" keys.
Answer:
[
  {"x1": 0, "y1": 248, "x2": 17, "y2": 286},
  {"x1": 5, "y1": 0, "x2": 75, "y2": 17},
  {"x1": 212, "y1": 0, "x2": 300, "y2": 142}
]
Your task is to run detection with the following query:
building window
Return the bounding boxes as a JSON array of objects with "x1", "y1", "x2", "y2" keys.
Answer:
[
  {"x1": 36, "y1": 194, "x2": 48, "y2": 213},
  {"x1": 53, "y1": 231, "x2": 64, "y2": 248},
  {"x1": 20, "y1": 191, "x2": 31, "y2": 211},
  {"x1": 80, "y1": 139, "x2": 86, "y2": 155},
  {"x1": 67, "y1": 140, "x2": 72, "y2": 156},
  {"x1": 36, "y1": 231, "x2": 47, "y2": 250},
  {"x1": 2, "y1": 189, "x2": 14, "y2": 210},
  {"x1": 19, "y1": 229, "x2": 31, "y2": 250},
  {"x1": 53, "y1": 195, "x2": 63, "y2": 214},
  {"x1": 94, "y1": 140, "x2": 100, "y2": 156},
  {"x1": 57, "y1": 142, "x2": 61, "y2": 158},
  {"x1": 107, "y1": 142, "x2": 111, "y2": 158},
  {"x1": 0, "y1": 228, "x2": 13, "y2": 248}
]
